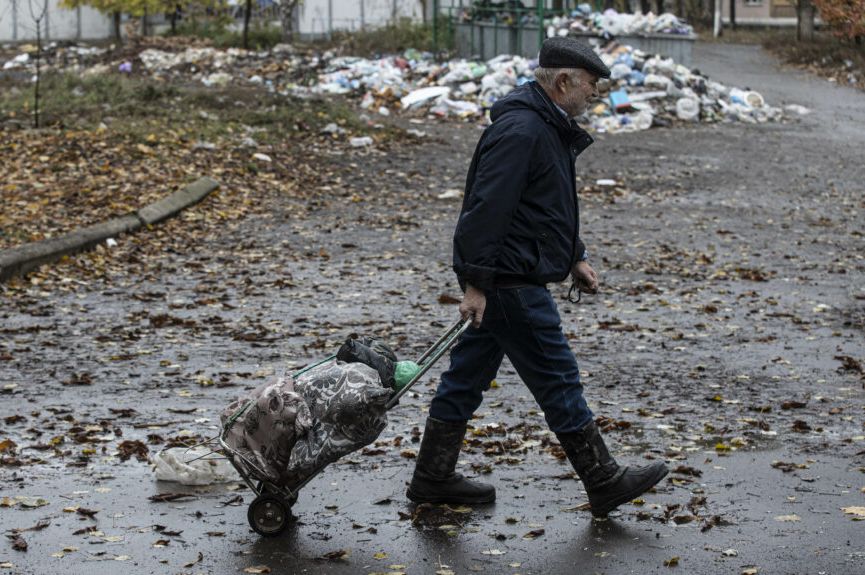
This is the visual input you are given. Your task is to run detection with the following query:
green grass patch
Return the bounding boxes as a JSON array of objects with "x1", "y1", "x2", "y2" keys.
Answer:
[
  {"x1": 165, "y1": 19, "x2": 284, "y2": 51},
  {"x1": 330, "y1": 17, "x2": 454, "y2": 58}
]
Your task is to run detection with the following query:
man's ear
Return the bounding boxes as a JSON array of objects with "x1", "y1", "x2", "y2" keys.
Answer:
[{"x1": 555, "y1": 72, "x2": 569, "y2": 93}]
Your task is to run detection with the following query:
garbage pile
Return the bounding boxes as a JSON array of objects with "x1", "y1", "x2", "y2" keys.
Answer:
[
  {"x1": 459, "y1": 3, "x2": 693, "y2": 36},
  {"x1": 309, "y1": 43, "x2": 784, "y2": 131},
  {"x1": 546, "y1": 7, "x2": 694, "y2": 37},
  {"x1": 1, "y1": 42, "x2": 107, "y2": 74},
  {"x1": 0, "y1": 38, "x2": 792, "y2": 133}
]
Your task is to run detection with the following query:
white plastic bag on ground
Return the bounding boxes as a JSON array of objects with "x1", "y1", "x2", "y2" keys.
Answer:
[{"x1": 153, "y1": 447, "x2": 240, "y2": 486}]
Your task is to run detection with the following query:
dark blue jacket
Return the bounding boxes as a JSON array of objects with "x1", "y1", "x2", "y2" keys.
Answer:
[{"x1": 453, "y1": 81, "x2": 594, "y2": 291}]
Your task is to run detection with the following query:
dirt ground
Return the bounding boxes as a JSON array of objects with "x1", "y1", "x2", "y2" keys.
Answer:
[{"x1": 1, "y1": 43, "x2": 864, "y2": 575}]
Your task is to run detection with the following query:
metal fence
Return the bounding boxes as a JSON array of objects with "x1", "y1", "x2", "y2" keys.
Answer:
[{"x1": 434, "y1": 1, "x2": 696, "y2": 66}]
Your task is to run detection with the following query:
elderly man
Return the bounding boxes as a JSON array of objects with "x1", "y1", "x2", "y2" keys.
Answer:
[{"x1": 406, "y1": 37, "x2": 668, "y2": 517}]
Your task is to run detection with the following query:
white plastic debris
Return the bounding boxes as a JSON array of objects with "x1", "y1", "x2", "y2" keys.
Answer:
[
  {"x1": 321, "y1": 122, "x2": 345, "y2": 135},
  {"x1": 202, "y1": 72, "x2": 232, "y2": 87},
  {"x1": 152, "y1": 447, "x2": 240, "y2": 486},
  {"x1": 784, "y1": 104, "x2": 811, "y2": 115},
  {"x1": 400, "y1": 86, "x2": 451, "y2": 108},
  {"x1": 596, "y1": 179, "x2": 617, "y2": 186},
  {"x1": 350, "y1": 136, "x2": 374, "y2": 147},
  {"x1": 675, "y1": 97, "x2": 700, "y2": 121},
  {"x1": 438, "y1": 188, "x2": 463, "y2": 200},
  {"x1": 252, "y1": 152, "x2": 272, "y2": 162},
  {"x1": 193, "y1": 140, "x2": 217, "y2": 151}
]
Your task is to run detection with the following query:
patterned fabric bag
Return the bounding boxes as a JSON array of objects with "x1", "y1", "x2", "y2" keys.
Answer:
[{"x1": 220, "y1": 359, "x2": 390, "y2": 488}]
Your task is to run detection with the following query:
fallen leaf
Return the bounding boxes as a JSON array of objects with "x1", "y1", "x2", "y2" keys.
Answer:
[
  {"x1": 522, "y1": 528, "x2": 545, "y2": 540},
  {"x1": 10, "y1": 535, "x2": 27, "y2": 552},
  {"x1": 438, "y1": 294, "x2": 461, "y2": 305},
  {"x1": 664, "y1": 556, "x2": 680, "y2": 567},
  {"x1": 243, "y1": 567, "x2": 272, "y2": 574},
  {"x1": 19, "y1": 497, "x2": 49, "y2": 508},
  {"x1": 841, "y1": 506, "x2": 865, "y2": 517},
  {"x1": 183, "y1": 551, "x2": 203, "y2": 567},
  {"x1": 149, "y1": 493, "x2": 195, "y2": 502},
  {"x1": 321, "y1": 549, "x2": 350, "y2": 561},
  {"x1": 774, "y1": 514, "x2": 801, "y2": 522},
  {"x1": 442, "y1": 505, "x2": 472, "y2": 514},
  {"x1": 481, "y1": 549, "x2": 505, "y2": 556}
]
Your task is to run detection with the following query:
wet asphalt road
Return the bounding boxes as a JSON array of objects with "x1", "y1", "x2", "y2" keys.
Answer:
[{"x1": 1, "y1": 43, "x2": 864, "y2": 574}]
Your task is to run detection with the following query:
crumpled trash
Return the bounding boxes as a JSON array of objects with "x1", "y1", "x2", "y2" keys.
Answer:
[
  {"x1": 350, "y1": 136, "x2": 374, "y2": 147},
  {"x1": 0, "y1": 36, "x2": 788, "y2": 135},
  {"x1": 543, "y1": 9, "x2": 694, "y2": 38},
  {"x1": 153, "y1": 447, "x2": 241, "y2": 486},
  {"x1": 675, "y1": 97, "x2": 699, "y2": 121},
  {"x1": 401, "y1": 86, "x2": 450, "y2": 108}
]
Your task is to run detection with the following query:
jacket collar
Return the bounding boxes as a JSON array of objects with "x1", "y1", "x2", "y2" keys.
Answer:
[{"x1": 529, "y1": 82, "x2": 594, "y2": 153}]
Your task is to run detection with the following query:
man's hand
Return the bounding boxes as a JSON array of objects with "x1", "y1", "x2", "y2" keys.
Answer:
[
  {"x1": 571, "y1": 261, "x2": 598, "y2": 294},
  {"x1": 459, "y1": 284, "x2": 487, "y2": 328}
]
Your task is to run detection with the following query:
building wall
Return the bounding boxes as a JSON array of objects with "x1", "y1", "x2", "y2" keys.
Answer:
[
  {"x1": 0, "y1": 0, "x2": 114, "y2": 42},
  {"x1": 297, "y1": 0, "x2": 424, "y2": 38},
  {"x1": 724, "y1": 0, "x2": 799, "y2": 24}
]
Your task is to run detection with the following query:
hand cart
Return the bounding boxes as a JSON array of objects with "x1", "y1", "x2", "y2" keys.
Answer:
[{"x1": 214, "y1": 317, "x2": 471, "y2": 536}]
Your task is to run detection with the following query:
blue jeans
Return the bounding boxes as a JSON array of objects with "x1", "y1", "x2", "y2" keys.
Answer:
[{"x1": 429, "y1": 285, "x2": 594, "y2": 434}]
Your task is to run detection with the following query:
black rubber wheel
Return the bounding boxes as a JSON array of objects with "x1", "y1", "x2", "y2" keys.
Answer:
[{"x1": 247, "y1": 494, "x2": 288, "y2": 537}]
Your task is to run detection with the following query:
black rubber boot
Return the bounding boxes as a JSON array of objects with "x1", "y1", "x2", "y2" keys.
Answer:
[
  {"x1": 406, "y1": 417, "x2": 496, "y2": 504},
  {"x1": 557, "y1": 421, "x2": 668, "y2": 517}
]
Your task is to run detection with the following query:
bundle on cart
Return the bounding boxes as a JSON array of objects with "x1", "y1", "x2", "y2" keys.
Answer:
[
  {"x1": 215, "y1": 319, "x2": 468, "y2": 536},
  {"x1": 220, "y1": 337, "x2": 406, "y2": 489}
]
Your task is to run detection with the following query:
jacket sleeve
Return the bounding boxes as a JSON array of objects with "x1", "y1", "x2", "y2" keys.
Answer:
[{"x1": 453, "y1": 122, "x2": 536, "y2": 291}]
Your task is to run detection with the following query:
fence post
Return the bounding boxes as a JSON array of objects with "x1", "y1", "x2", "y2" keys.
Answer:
[
  {"x1": 537, "y1": 0, "x2": 544, "y2": 52},
  {"x1": 432, "y1": 0, "x2": 438, "y2": 54},
  {"x1": 12, "y1": 0, "x2": 18, "y2": 41},
  {"x1": 328, "y1": 0, "x2": 332, "y2": 39},
  {"x1": 45, "y1": 0, "x2": 50, "y2": 41},
  {"x1": 360, "y1": 0, "x2": 365, "y2": 30}
]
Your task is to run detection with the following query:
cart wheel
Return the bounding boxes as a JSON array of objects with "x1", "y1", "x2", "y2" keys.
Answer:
[{"x1": 248, "y1": 494, "x2": 288, "y2": 537}]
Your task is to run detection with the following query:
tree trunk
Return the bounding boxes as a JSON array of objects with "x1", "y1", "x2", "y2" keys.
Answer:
[
  {"x1": 280, "y1": 0, "x2": 295, "y2": 43},
  {"x1": 243, "y1": 0, "x2": 252, "y2": 49},
  {"x1": 34, "y1": 17, "x2": 41, "y2": 129},
  {"x1": 113, "y1": 11, "x2": 122, "y2": 42},
  {"x1": 170, "y1": 6, "x2": 178, "y2": 34},
  {"x1": 640, "y1": 0, "x2": 651, "y2": 14},
  {"x1": 797, "y1": 0, "x2": 815, "y2": 42},
  {"x1": 676, "y1": 0, "x2": 684, "y2": 18},
  {"x1": 654, "y1": 0, "x2": 663, "y2": 14},
  {"x1": 730, "y1": 0, "x2": 736, "y2": 30}
]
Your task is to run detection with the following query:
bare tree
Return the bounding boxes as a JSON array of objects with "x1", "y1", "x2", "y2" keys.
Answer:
[
  {"x1": 28, "y1": 0, "x2": 49, "y2": 128},
  {"x1": 796, "y1": 0, "x2": 816, "y2": 41},
  {"x1": 242, "y1": 0, "x2": 252, "y2": 48},
  {"x1": 279, "y1": 0, "x2": 302, "y2": 43}
]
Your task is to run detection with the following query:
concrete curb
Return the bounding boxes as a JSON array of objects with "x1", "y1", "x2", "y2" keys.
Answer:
[{"x1": 0, "y1": 176, "x2": 220, "y2": 283}]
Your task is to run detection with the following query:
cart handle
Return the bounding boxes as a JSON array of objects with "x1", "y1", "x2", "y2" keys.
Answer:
[{"x1": 385, "y1": 317, "x2": 472, "y2": 410}]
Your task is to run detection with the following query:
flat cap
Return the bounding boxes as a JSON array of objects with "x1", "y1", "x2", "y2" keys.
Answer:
[{"x1": 538, "y1": 37, "x2": 611, "y2": 79}]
